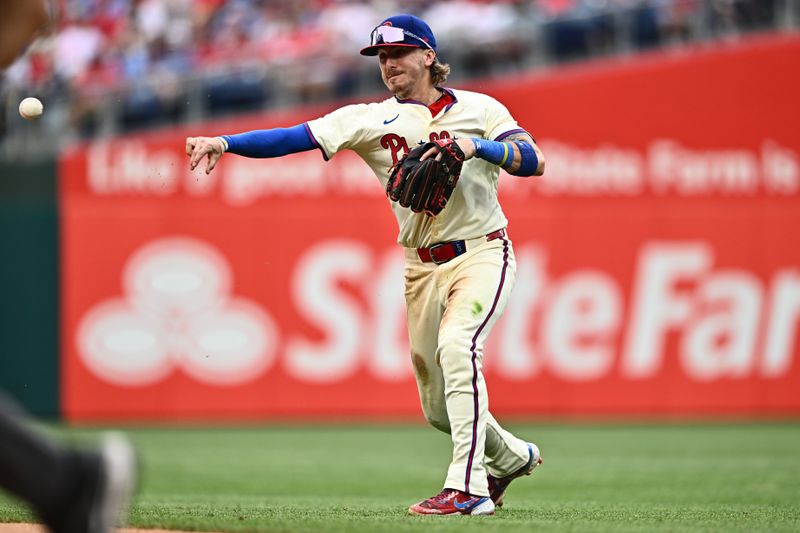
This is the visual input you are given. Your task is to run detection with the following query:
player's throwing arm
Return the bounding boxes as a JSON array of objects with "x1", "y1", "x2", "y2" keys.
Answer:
[{"x1": 186, "y1": 126, "x2": 320, "y2": 173}]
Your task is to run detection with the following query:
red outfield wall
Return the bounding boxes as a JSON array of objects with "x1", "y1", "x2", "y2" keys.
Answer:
[{"x1": 60, "y1": 33, "x2": 800, "y2": 421}]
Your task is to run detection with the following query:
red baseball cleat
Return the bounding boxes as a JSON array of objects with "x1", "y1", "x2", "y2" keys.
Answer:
[
  {"x1": 487, "y1": 442, "x2": 542, "y2": 508},
  {"x1": 408, "y1": 488, "x2": 495, "y2": 516}
]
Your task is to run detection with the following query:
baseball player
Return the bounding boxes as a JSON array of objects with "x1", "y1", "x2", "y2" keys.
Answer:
[{"x1": 186, "y1": 14, "x2": 545, "y2": 516}]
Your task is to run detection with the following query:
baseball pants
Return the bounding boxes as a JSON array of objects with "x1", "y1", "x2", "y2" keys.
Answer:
[{"x1": 404, "y1": 234, "x2": 531, "y2": 497}]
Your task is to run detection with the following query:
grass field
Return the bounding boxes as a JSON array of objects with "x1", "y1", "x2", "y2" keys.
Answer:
[{"x1": 1, "y1": 422, "x2": 799, "y2": 532}]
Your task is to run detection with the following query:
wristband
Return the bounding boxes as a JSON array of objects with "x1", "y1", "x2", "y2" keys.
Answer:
[{"x1": 472, "y1": 138, "x2": 514, "y2": 169}]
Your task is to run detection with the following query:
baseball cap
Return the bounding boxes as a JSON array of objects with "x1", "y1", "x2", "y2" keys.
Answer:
[{"x1": 360, "y1": 14, "x2": 437, "y2": 56}]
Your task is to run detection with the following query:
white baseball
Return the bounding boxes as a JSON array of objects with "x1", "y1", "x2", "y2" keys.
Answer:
[{"x1": 19, "y1": 97, "x2": 44, "y2": 120}]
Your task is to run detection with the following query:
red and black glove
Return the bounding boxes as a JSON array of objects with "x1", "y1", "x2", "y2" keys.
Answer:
[{"x1": 386, "y1": 138, "x2": 465, "y2": 217}]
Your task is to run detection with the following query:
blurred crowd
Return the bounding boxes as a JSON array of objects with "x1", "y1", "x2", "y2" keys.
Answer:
[{"x1": 0, "y1": 0, "x2": 790, "y2": 140}]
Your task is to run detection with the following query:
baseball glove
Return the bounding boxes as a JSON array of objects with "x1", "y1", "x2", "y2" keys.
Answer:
[{"x1": 386, "y1": 138, "x2": 465, "y2": 216}]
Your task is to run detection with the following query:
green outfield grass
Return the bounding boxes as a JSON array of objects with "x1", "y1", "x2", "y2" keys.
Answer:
[{"x1": 1, "y1": 422, "x2": 799, "y2": 532}]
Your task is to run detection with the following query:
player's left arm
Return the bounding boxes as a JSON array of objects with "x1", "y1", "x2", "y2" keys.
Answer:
[
  {"x1": 463, "y1": 132, "x2": 544, "y2": 177},
  {"x1": 420, "y1": 133, "x2": 544, "y2": 177},
  {"x1": 490, "y1": 132, "x2": 544, "y2": 176}
]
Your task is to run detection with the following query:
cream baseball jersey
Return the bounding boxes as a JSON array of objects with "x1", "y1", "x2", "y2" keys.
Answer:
[{"x1": 306, "y1": 88, "x2": 526, "y2": 248}]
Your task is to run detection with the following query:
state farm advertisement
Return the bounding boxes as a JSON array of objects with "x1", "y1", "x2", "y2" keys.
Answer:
[{"x1": 60, "y1": 34, "x2": 800, "y2": 421}]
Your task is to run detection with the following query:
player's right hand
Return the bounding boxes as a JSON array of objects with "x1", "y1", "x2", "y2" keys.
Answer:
[{"x1": 186, "y1": 136, "x2": 225, "y2": 174}]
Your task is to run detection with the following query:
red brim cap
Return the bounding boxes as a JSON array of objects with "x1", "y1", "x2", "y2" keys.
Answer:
[{"x1": 359, "y1": 43, "x2": 426, "y2": 56}]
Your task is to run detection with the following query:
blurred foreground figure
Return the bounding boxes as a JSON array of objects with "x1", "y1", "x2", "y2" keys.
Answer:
[
  {"x1": 0, "y1": 0, "x2": 51, "y2": 68},
  {"x1": 187, "y1": 13, "x2": 545, "y2": 516},
  {"x1": 2, "y1": 4, "x2": 137, "y2": 530},
  {"x1": 0, "y1": 392, "x2": 137, "y2": 533},
  {"x1": 0, "y1": 0, "x2": 136, "y2": 533}
]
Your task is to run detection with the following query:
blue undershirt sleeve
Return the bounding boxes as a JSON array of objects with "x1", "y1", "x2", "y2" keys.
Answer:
[{"x1": 220, "y1": 124, "x2": 317, "y2": 158}]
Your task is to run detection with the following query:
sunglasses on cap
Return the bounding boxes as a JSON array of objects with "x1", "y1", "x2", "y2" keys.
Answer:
[{"x1": 369, "y1": 25, "x2": 434, "y2": 51}]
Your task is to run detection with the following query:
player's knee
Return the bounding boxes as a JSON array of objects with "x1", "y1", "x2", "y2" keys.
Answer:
[
  {"x1": 419, "y1": 396, "x2": 451, "y2": 433},
  {"x1": 423, "y1": 410, "x2": 451, "y2": 434}
]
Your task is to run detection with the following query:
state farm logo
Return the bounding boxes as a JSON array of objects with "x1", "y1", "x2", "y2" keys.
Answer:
[{"x1": 77, "y1": 237, "x2": 277, "y2": 386}]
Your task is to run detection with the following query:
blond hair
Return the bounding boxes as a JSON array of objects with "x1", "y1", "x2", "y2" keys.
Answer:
[{"x1": 430, "y1": 58, "x2": 450, "y2": 86}]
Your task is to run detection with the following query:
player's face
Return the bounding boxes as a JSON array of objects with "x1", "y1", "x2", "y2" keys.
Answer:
[{"x1": 377, "y1": 47, "x2": 432, "y2": 97}]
